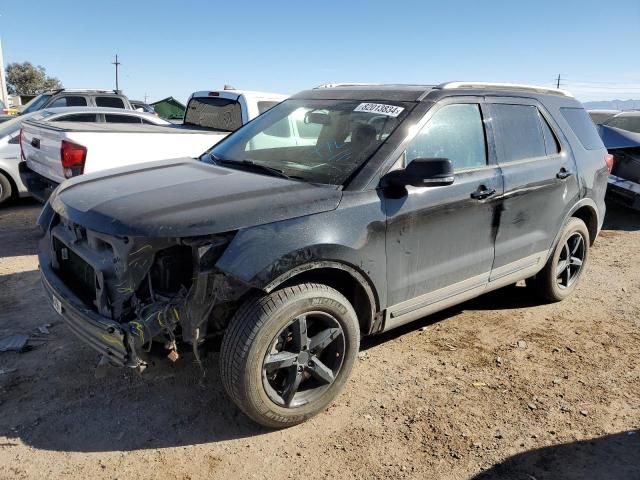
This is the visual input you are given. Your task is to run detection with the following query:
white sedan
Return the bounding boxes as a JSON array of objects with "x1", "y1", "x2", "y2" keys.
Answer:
[{"x1": 0, "y1": 107, "x2": 169, "y2": 205}]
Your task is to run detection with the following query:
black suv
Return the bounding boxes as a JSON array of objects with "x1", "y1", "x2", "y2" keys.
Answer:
[{"x1": 37, "y1": 82, "x2": 609, "y2": 428}]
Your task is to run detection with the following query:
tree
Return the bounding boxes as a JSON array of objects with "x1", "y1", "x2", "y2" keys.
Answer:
[{"x1": 5, "y1": 62, "x2": 62, "y2": 95}]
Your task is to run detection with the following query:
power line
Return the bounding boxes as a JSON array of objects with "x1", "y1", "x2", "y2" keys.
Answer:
[
  {"x1": 566, "y1": 85, "x2": 640, "y2": 91},
  {"x1": 562, "y1": 78, "x2": 640, "y2": 86}
]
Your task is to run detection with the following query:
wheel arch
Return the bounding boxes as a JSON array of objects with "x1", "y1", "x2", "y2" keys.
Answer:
[
  {"x1": 545, "y1": 199, "x2": 600, "y2": 265},
  {"x1": 263, "y1": 261, "x2": 380, "y2": 335},
  {"x1": 570, "y1": 203, "x2": 599, "y2": 245}
]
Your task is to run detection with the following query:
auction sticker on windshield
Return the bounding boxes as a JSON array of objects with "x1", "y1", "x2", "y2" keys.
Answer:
[{"x1": 354, "y1": 103, "x2": 405, "y2": 117}]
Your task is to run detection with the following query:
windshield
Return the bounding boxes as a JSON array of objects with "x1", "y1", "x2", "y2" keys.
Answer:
[
  {"x1": 604, "y1": 114, "x2": 640, "y2": 134},
  {"x1": 588, "y1": 111, "x2": 619, "y2": 125},
  {"x1": 207, "y1": 98, "x2": 411, "y2": 185},
  {"x1": 184, "y1": 96, "x2": 242, "y2": 132},
  {"x1": 21, "y1": 94, "x2": 53, "y2": 114},
  {"x1": 0, "y1": 110, "x2": 56, "y2": 138}
]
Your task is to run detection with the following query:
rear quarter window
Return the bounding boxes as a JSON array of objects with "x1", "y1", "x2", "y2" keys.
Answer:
[
  {"x1": 257, "y1": 101, "x2": 279, "y2": 114},
  {"x1": 560, "y1": 107, "x2": 604, "y2": 150}
]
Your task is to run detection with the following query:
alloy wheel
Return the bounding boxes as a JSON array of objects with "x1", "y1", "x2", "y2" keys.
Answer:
[
  {"x1": 556, "y1": 232, "x2": 585, "y2": 289},
  {"x1": 262, "y1": 311, "x2": 345, "y2": 408}
]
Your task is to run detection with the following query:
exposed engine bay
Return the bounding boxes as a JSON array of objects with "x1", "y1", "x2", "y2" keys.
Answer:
[{"x1": 43, "y1": 212, "x2": 250, "y2": 368}]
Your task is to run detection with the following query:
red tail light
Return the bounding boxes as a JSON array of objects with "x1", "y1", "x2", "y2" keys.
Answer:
[
  {"x1": 605, "y1": 153, "x2": 614, "y2": 173},
  {"x1": 19, "y1": 128, "x2": 25, "y2": 161},
  {"x1": 61, "y1": 140, "x2": 87, "y2": 178}
]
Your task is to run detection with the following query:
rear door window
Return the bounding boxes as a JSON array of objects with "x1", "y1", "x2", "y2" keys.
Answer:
[
  {"x1": 406, "y1": 103, "x2": 487, "y2": 170},
  {"x1": 184, "y1": 97, "x2": 242, "y2": 132},
  {"x1": 48, "y1": 96, "x2": 88, "y2": 108},
  {"x1": 105, "y1": 114, "x2": 143, "y2": 124},
  {"x1": 560, "y1": 107, "x2": 604, "y2": 150},
  {"x1": 491, "y1": 104, "x2": 547, "y2": 162},
  {"x1": 95, "y1": 96, "x2": 126, "y2": 109}
]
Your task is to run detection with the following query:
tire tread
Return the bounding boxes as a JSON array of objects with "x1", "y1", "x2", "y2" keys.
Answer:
[{"x1": 220, "y1": 283, "x2": 358, "y2": 428}]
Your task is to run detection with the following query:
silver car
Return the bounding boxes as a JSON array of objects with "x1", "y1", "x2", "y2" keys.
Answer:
[{"x1": 0, "y1": 107, "x2": 169, "y2": 205}]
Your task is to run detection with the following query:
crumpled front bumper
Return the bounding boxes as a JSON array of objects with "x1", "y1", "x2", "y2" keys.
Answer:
[{"x1": 39, "y1": 249, "x2": 132, "y2": 367}]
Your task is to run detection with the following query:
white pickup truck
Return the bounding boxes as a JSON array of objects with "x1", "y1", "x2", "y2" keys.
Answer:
[{"x1": 19, "y1": 89, "x2": 288, "y2": 201}]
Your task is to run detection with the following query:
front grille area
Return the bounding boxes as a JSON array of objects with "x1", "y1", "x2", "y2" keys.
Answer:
[{"x1": 53, "y1": 237, "x2": 97, "y2": 306}]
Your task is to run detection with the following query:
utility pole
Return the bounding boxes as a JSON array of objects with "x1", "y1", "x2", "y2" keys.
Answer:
[
  {"x1": 144, "y1": 92, "x2": 148, "y2": 103},
  {"x1": 0, "y1": 38, "x2": 8, "y2": 107},
  {"x1": 556, "y1": 74, "x2": 561, "y2": 89},
  {"x1": 112, "y1": 54, "x2": 121, "y2": 92}
]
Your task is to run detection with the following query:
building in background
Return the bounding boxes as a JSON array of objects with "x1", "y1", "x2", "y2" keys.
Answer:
[{"x1": 150, "y1": 96, "x2": 186, "y2": 120}]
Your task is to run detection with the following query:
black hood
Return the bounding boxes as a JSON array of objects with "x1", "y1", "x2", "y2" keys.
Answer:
[{"x1": 50, "y1": 158, "x2": 342, "y2": 237}]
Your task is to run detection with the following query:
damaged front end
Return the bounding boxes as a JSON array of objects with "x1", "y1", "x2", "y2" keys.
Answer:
[{"x1": 39, "y1": 212, "x2": 250, "y2": 368}]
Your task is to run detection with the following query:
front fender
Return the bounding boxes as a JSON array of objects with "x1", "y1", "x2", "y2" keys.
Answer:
[{"x1": 214, "y1": 190, "x2": 388, "y2": 308}]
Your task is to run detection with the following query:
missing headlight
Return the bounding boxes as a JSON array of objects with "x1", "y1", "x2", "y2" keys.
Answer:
[{"x1": 150, "y1": 245, "x2": 193, "y2": 294}]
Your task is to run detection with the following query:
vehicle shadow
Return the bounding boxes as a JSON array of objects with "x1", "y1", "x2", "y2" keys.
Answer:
[
  {"x1": 464, "y1": 284, "x2": 543, "y2": 310},
  {"x1": 1, "y1": 269, "x2": 267, "y2": 452},
  {"x1": 472, "y1": 431, "x2": 640, "y2": 480},
  {"x1": 361, "y1": 283, "x2": 539, "y2": 351},
  {"x1": 602, "y1": 200, "x2": 640, "y2": 232},
  {"x1": 1, "y1": 347, "x2": 269, "y2": 453}
]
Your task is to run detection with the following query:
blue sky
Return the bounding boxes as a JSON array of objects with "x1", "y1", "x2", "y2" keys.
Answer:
[{"x1": 2, "y1": 0, "x2": 639, "y2": 104}]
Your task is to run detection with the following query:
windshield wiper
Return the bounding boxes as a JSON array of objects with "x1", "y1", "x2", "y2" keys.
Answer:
[{"x1": 216, "y1": 158, "x2": 293, "y2": 180}]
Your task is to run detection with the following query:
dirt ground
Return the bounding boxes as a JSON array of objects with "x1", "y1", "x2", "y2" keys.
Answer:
[{"x1": 0, "y1": 198, "x2": 638, "y2": 480}]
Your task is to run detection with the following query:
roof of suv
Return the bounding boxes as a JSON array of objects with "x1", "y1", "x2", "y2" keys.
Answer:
[
  {"x1": 293, "y1": 82, "x2": 579, "y2": 104},
  {"x1": 294, "y1": 84, "x2": 436, "y2": 102}
]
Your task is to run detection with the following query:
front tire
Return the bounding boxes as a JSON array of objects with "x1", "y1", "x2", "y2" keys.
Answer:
[
  {"x1": 531, "y1": 217, "x2": 590, "y2": 302},
  {"x1": 220, "y1": 283, "x2": 360, "y2": 428}
]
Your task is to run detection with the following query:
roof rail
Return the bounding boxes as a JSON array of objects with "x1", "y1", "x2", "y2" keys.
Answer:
[
  {"x1": 63, "y1": 88, "x2": 119, "y2": 93},
  {"x1": 314, "y1": 82, "x2": 381, "y2": 89},
  {"x1": 438, "y1": 82, "x2": 574, "y2": 98},
  {"x1": 44, "y1": 88, "x2": 119, "y2": 94}
]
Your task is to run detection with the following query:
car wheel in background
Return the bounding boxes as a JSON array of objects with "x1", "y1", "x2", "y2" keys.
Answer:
[
  {"x1": 0, "y1": 172, "x2": 13, "y2": 205},
  {"x1": 220, "y1": 283, "x2": 360, "y2": 428}
]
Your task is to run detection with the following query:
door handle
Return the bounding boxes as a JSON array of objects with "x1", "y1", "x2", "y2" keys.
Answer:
[
  {"x1": 556, "y1": 168, "x2": 573, "y2": 180},
  {"x1": 470, "y1": 185, "x2": 496, "y2": 200}
]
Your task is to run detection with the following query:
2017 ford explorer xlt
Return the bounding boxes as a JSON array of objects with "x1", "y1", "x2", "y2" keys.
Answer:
[{"x1": 37, "y1": 82, "x2": 610, "y2": 428}]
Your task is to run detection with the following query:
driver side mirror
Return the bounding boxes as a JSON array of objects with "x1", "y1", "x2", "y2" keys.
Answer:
[{"x1": 381, "y1": 157, "x2": 454, "y2": 188}]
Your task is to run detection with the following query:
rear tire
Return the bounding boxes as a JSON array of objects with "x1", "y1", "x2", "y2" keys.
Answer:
[
  {"x1": 530, "y1": 217, "x2": 590, "y2": 302},
  {"x1": 0, "y1": 172, "x2": 13, "y2": 205},
  {"x1": 220, "y1": 283, "x2": 360, "y2": 428}
]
